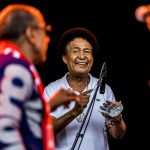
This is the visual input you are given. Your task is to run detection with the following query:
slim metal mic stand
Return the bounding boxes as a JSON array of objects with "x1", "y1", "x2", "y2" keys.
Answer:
[
  {"x1": 71, "y1": 79, "x2": 101, "y2": 150},
  {"x1": 71, "y1": 62, "x2": 106, "y2": 150}
]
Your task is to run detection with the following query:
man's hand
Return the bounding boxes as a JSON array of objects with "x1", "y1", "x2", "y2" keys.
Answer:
[
  {"x1": 100, "y1": 100, "x2": 123, "y2": 118},
  {"x1": 73, "y1": 89, "x2": 93, "y2": 114},
  {"x1": 100, "y1": 101, "x2": 124, "y2": 128},
  {"x1": 49, "y1": 88, "x2": 80, "y2": 111}
]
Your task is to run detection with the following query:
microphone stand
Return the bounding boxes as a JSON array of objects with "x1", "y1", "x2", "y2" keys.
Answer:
[
  {"x1": 71, "y1": 62, "x2": 106, "y2": 150},
  {"x1": 71, "y1": 79, "x2": 101, "y2": 150}
]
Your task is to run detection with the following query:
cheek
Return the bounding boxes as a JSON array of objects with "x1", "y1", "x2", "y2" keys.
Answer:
[
  {"x1": 39, "y1": 36, "x2": 48, "y2": 55},
  {"x1": 42, "y1": 36, "x2": 50, "y2": 50},
  {"x1": 88, "y1": 55, "x2": 94, "y2": 63},
  {"x1": 35, "y1": 36, "x2": 42, "y2": 50},
  {"x1": 88, "y1": 57, "x2": 94, "y2": 68},
  {"x1": 65, "y1": 55, "x2": 76, "y2": 64}
]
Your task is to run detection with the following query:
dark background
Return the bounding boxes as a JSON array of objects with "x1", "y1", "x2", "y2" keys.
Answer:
[{"x1": 1, "y1": 0, "x2": 150, "y2": 149}]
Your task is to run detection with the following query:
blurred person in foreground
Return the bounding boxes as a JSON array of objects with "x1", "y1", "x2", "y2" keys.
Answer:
[
  {"x1": 0, "y1": 4, "x2": 80, "y2": 150},
  {"x1": 43, "y1": 27, "x2": 126, "y2": 150}
]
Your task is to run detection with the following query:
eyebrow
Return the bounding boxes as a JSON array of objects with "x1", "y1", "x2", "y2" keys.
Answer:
[
  {"x1": 70, "y1": 47, "x2": 93, "y2": 55},
  {"x1": 72, "y1": 46, "x2": 92, "y2": 50}
]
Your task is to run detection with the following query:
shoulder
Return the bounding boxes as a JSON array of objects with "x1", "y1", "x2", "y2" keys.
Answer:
[
  {"x1": 0, "y1": 55, "x2": 33, "y2": 100},
  {"x1": 88, "y1": 73, "x2": 98, "y2": 84},
  {"x1": 89, "y1": 73, "x2": 113, "y2": 91},
  {"x1": 45, "y1": 76, "x2": 65, "y2": 91},
  {"x1": 104, "y1": 84, "x2": 115, "y2": 101},
  {"x1": 43, "y1": 74, "x2": 68, "y2": 100},
  {"x1": 0, "y1": 54, "x2": 29, "y2": 67},
  {"x1": 0, "y1": 55, "x2": 31, "y2": 76}
]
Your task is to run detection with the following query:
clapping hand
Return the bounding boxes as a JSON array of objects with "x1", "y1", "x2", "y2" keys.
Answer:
[
  {"x1": 50, "y1": 88, "x2": 80, "y2": 111},
  {"x1": 100, "y1": 101, "x2": 123, "y2": 128}
]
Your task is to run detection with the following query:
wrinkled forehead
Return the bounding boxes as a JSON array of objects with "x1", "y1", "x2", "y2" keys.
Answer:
[{"x1": 67, "y1": 37, "x2": 92, "y2": 49}]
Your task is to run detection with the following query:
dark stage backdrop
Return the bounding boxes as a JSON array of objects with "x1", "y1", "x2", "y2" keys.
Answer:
[{"x1": 1, "y1": 0, "x2": 150, "y2": 149}]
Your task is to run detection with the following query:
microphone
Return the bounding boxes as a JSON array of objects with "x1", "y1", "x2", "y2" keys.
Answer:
[
  {"x1": 99, "y1": 62, "x2": 107, "y2": 94},
  {"x1": 135, "y1": 5, "x2": 150, "y2": 30}
]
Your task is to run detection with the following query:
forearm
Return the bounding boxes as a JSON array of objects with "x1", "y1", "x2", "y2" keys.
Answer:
[
  {"x1": 109, "y1": 118, "x2": 126, "y2": 139},
  {"x1": 50, "y1": 100, "x2": 63, "y2": 111},
  {"x1": 52, "y1": 109, "x2": 79, "y2": 134}
]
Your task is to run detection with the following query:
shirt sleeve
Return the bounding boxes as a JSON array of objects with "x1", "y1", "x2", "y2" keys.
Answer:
[
  {"x1": 43, "y1": 80, "x2": 64, "y2": 102},
  {"x1": 43, "y1": 86, "x2": 52, "y2": 101},
  {"x1": 43, "y1": 84, "x2": 63, "y2": 118}
]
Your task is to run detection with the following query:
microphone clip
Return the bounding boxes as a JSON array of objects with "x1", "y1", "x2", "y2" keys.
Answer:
[{"x1": 99, "y1": 62, "x2": 107, "y2": 94}]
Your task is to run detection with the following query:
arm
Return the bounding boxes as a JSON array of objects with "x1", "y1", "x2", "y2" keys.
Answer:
[
  {"x1": 51, "y1": 92, "x2": 90, "y2": 134},
  {"x1": 101, "y1": 100, "x2": 126, "y2": 139},
  {"x1": 51, "y1": 108, "x2": 79, "y2": 134},
  {"x1": 108, "y1": 114, "x2": 126, "y2": 139},
  {"x1": 49, "y1": 88, "x2": 80, "y2": 111}
]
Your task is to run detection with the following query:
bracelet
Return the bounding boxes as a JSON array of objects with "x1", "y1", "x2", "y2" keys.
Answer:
[
  {"x1": 112, "y1": 114, "x2": 123, "y2": 125},
  {"x1": 105, "y1": 114, "x2": 123, "y2": 129}
]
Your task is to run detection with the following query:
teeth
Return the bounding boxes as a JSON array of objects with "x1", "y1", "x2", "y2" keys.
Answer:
[{"x1": 78, "y1": 62, "x2": 86, "y2": 64}]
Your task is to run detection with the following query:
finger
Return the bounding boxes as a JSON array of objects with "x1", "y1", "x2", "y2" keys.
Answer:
[
  {"x1": 118, "y1": 101, "x2": 122, "y2": 105},
  {"x1": 79, "y1": 99, "x2": 89, "y2": 107},
  {"x1": 118, "y1": 100, "x2": 122, "y2": 103},
  {"x1": 101, "y1": 112, "x2": 111, "y2": 119},
  {"x1": 106, "y1": 100, "x2": 112, "y2": 105},
  {"x1": 100, "y1": 106, "x2": 106, "y2": 111},
  {"x1": 82, "y1": 89, "x2": 93, "y2": 95},
  {"x1": 112, "y1": 101, "x2": 122, "y2": 105},
  {"x1": 61, "y1": 89, "x2": 80, "y2": 102},
  {"x1": 103, "y1": 103, "x2": 108, "y2": 107},
  {"x1": 69, "y1": 95, "x2": 80, "y2": 102},
  {"x1": 110, "y1": 101, "x2": 122, "y2": 108}
]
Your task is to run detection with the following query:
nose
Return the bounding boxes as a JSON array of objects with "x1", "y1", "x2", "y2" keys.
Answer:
[{"x1": 78, "y1": 50, "x2": 85, "y2": 59}]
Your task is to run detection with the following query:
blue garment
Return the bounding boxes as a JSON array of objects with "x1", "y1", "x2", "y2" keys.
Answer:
[{"x1": 0, "y1": 55, "x2": 43, "y2": 150}]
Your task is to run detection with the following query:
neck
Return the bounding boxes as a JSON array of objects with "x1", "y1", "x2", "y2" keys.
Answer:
[
  {"x1": 67, "y1": 73, "x2": 90, "y2": 93},
  {"x1": 13, "y1": 38, "x2": 34, "y2": 64}
]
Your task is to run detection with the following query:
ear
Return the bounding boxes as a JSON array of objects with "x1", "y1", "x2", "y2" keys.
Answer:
[
  {"x1": 25, "y1": 26, "x2": 37, "y2": 45},
  {"x1": 62, "y1": 55, "x2": 67, "y2": 64}
]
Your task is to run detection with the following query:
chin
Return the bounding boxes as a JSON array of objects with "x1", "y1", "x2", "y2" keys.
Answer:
[
  {"x1": 42, "y1": 56, "x2": 47, "y2": 63},
  {"x1": 77, "y1": 69, "x2": 89, "y2": 74},
  {"x1": 39, "y1": 54, "x2": 47, "y2": 63},
  {"x1": 34, "y1": 56, "x2": 44, "y2": 65}
]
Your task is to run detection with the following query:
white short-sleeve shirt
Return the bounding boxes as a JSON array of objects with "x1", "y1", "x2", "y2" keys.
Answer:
[{"x1": 43, "y1": 73, "x2": 115, "y2": 150}]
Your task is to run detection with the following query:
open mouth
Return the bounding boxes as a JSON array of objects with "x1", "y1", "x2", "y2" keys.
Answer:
[{"x1": 76, "y1": 62, "x2": 87, "y2": 67}]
